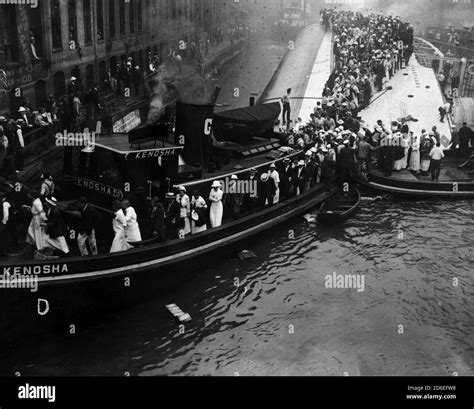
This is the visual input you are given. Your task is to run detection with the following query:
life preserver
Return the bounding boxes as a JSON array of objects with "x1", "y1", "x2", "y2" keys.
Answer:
[{"x1": 468, "y1": 64, "x2": 474, "y2": 75}]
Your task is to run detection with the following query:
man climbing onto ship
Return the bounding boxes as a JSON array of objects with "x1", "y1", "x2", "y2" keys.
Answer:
[{"x1": 281, "y1": 88, "x2": 292, "y2": 130}]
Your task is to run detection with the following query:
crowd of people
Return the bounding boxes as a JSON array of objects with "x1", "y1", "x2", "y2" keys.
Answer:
[
  {"x1": 2, "y1": 9, "x2": 473, "y2": 260},
  {"x1": 276, "y1": 9, "x2": 474, "y2": 183},
  {"x1": 0, "y1": 75, "x2": 106, "y2": 177},
  {"x1": 321, "y1": 8, "x2": 414, "y2": 114}
]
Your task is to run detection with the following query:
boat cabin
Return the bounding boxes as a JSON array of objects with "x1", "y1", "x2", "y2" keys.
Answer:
[
  {"x1": 61, "y1": 130, "x2": 182, "y2": 210},
  {"x1": 56, "y1": 99, "x2": 304, "y2": 242}
]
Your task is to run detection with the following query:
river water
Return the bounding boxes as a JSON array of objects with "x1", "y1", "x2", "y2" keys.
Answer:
[{"x1": 1, "y1": 199, "x2": 473, "y2": 376}]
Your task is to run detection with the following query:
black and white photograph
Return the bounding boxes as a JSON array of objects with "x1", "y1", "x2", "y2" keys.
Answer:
[{"x1": 0, "y1": 0, "x2": 473, "y2": 407}]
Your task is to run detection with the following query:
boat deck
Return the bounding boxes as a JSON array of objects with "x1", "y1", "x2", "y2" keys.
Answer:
[
  {"x1": 298, "y1": 31, "x2": 333, "y2": 122},
  {"x1": 360, "y1": 56, "x2": 453, "y2": 148},
  {"x1": 369, "y1": 158, "x2": 474, "y2": 182}
]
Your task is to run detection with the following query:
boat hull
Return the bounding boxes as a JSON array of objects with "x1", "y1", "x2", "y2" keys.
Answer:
[
  {"x1": 356, "y1": 172, "x2": 474, "y2": 199},
  {"x1": 317, "y1": 189, "x2": 361, "y2": 224},
  {"x1": 0, "y1": 184, "x2": 336, "y2": 345}
]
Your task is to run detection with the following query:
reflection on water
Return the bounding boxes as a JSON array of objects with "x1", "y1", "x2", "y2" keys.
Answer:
[{"x1": 1, "y1": 200, "x2": 473, "y2": 376}]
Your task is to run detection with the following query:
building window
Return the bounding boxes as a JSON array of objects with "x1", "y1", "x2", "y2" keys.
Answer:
[
  {"x1": 86, "y1": 64, "x2": 94, "y2": 88},
  {"x1": 137, "y1": 0, "x2": 143, "y2": 33},
  {"x1": 97, "y1": 1, "x2": 105, "y2": 41},
  {"x1": 35, "y1": 80, "x2": 47, "y2": 108},
  {"x1": 68, "y1": 0, "x2": 78, "y2": 46},
  {"x1": 29, "y1": 8, "x2": 44, "y2": 60},
  {"x1": 98, "y1": 60, "x2": 106, "y2": 91},
  {"x1": 53, "y1": 71, "x2": 66, "y2": 99},
  {"x1": 1, "y1": 7, "x2": 19, "y2": 63},
  {"x1": 129, "y1": 1, "x2": 135, "y2": 34},
  {"x1": 83, "y1": 0, "x2": 92, "y2": 45},
  {"x1": 110, "y1": 56, "x2": 118, "y2": 77},
  {"x1": 119, "y1": 0, "x2": 126, "y2": 37},
  {"x1": 51, "y1": 0, "x2": 62, "y2": 50},
  {"x1": 109, "y1": 0, "x2": 116, "y2": 39}
]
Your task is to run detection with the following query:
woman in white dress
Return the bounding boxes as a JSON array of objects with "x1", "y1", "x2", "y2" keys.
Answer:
[
  {"x1": 191, "y1": 190, "x2": 207, "y2": 234},
  {"x1": 209, "y1": 181, "x2": 223, "y2": 228},
  {"x1": 400, "y1": 133, "x2": 409, "y2": 169},
  {"x1": 25, "y1": 192, "x2": 46, "y2": 250},
  {"x1": 393, "y1": 132, "x2": 406, "y2": 171},
  {"x1": 110, "y1": 200, "x2": 131, "y2": 253},
  {"x1": 408, "y1": 133, "x2": 420, "y2": 172},
  {"x1": 177, "y1": 186, "x2": 191, "y2": 236},
  {"x1": 122, "y1": 199, "x2": 142, "y2": 243}
]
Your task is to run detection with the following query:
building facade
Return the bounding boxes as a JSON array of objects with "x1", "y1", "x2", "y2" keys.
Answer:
[{"x1": 0, "y1": 0, "x2": 236, "y2": 114}]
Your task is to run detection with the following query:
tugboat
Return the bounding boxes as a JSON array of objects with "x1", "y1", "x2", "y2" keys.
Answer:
[{"x1": 1, "y1": 100, "x2": 336, "y2": 288}]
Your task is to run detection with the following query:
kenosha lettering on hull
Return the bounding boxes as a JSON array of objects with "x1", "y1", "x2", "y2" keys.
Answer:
[{"x1": 2, "y1": 264, "x2": 68, "y2": 276}]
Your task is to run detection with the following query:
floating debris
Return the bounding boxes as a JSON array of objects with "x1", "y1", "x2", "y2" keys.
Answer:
[
  {"x1": 238, "y1": 250, "x2": 257, "y2": 260},
  {"x1": 303, "y1": 214, "x2": 317, "y2": 223},
  {"x1": 361, "y1": 194, "x2": 393, "y2": 202},
  {"x1": 165, "y1": 304, "x2": 191, "y2": 323}
]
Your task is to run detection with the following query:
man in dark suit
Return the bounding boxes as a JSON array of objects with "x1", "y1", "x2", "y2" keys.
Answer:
[
  {"x1": 295, "y1": 160, "x2": 308, "y2": 195},
  {"x1": 279, "y1": 158, "x2": 294, "y2": 200},
  {"x1": 459, "y1": 122, "x2": 472, "y2": 157},
  {"x1": 149, "y1": 196, "x2": 165, "y2": 241},
  {"x1": 164, "y1": 192, "x2": 180, "y2": 239},
  {"x1": 244, "y1": 168, "x2": 259, "y2": 214},
  {"x1": 77, "y1": 196, "x2": 102, "y2": 256},
  {"x1": 337, "y1": 140, "x2": 356, "y2": 182},
  {"x1": 258, "y1": 173, "x2": 276, "y2": 207}
]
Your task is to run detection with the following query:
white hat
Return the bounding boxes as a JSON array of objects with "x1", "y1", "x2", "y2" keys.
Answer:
[
  {"x1": 45, "y1": 197, "x2": 58, "y2": 207},
  {"x1": 305, "y1": 151, "x2": 312, "y2": 156},
  {"x1": 310, "y1": 147, "x2": 317, "y2": 153},
  {"x1": 177, "y1": 185, "x2": 186, "y2": 192},
  {"x1": 18, "y1": 107, "x2": 27, "y2": 112},
  {"x1": 298, "y1": 160, "x2": 305, "y2": 166},
  {"x1": 322, "y1": 148, "x2": 328, "y2": 153},
  {"x1": 230, "y1": 175, "x2": 238, "y2": 180},
  {"x1": 269, "y1": 163, "x2": 276, "y2": 168},
  {"x1": 71, "y1": 76, "x2": 77, "y2": 81},
  {"x1": 211, "y1": 181, "x2": 221, "y2": 188},
  {"x1": 343, "y1": 140, "x2": 350, "y2": 145}
]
